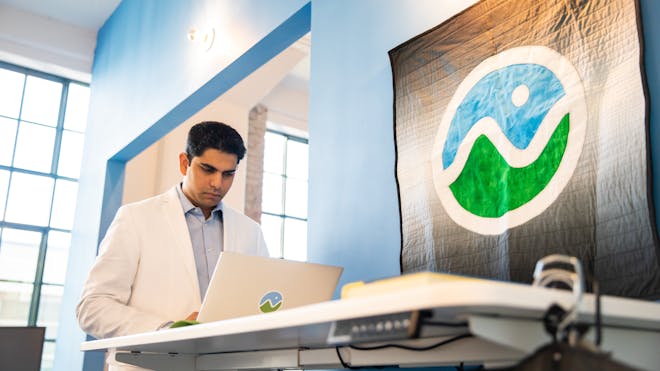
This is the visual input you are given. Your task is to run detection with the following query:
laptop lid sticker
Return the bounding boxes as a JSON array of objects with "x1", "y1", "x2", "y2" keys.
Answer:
[{"x1": 259, "y1": 291, "x2": 283, "y2": 313}]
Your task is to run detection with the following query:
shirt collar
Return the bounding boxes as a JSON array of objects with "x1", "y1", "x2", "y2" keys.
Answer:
[{"x1": 176, "y1": 183, "x2": 224, "y2": 217}]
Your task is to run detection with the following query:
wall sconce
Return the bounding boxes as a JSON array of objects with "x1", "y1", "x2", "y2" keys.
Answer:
[{"x1": 187, "y1": 27, "x2": 215, "y2": 51}]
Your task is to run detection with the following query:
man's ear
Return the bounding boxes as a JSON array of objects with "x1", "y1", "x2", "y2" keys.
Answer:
[{"x1": 178, "y1": 152, "x2": 189, "y2": 176}]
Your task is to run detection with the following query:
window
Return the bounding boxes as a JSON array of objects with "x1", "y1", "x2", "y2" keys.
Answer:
[
  {"x1": 261, "y1": 129, "x2": 309, "y2": 261},
  {"x1": 0, "y1": 62, "x2": 89, "y2": 371}
]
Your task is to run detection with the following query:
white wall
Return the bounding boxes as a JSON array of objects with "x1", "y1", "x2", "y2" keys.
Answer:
[
  {"x1": 262, "y1": 78, "x2": 309, "y2": 136},
  {"x1": 0, "y1": 4, "x2": 95, "y2": 82},
  {"x1": 122, "y1": 98, "x2": 252, "y2": 209}
]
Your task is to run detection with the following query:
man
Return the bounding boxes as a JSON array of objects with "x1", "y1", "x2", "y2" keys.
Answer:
[{"x1": 77, "y1": 121, "x2": 269, "y2": 370}]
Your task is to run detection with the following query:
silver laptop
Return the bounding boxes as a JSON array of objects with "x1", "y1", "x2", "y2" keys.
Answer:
[{"x1": 197, "y1": 251, "x2": 343, "y2": 323}]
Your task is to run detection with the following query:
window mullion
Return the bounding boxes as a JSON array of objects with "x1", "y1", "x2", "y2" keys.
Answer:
[
  {"x1": 0, "y1": 221, "x2": 48, "y2": 233},
  {"x1": 28, "y1": 231, "x2": 48, "y2": 325},
  {"x1": 51, "y1": 83, "x2": 69, "y2": 175},
  {"x1": 1, "y1": 171, "x2": 13, "y2": 223},
  {"x1": 0, "y1": 164, "x2": 78, "y2": 183},
  {"x1": 44, "y1": 83, "x2": 69, "y2": 229},
  {"x1": 1, "y1": 73, "x2": 27, "y2": 223},
  {"x1": 279, "y1": 139, "x2": 289, "y2": 257},
  {"x1": 10, "y1": 73, "x2": 27, "y2": 167}
]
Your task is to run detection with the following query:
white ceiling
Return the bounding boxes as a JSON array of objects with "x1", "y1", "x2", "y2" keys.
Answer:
[{"x1": 0, "y1": 0, "x2": 120, "y2": 31}]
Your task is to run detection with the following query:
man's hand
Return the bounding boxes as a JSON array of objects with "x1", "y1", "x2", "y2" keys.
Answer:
[{"x1": 170, "y1": 312, "x2": 201, "y2": 328}]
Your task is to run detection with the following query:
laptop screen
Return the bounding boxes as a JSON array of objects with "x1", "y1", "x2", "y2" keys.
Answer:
[{"x1": 197, "y1": 252, "x2": 343, "y2": 323}]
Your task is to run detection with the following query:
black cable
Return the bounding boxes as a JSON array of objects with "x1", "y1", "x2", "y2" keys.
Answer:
[
  {"x1": 334, "y1": 347, "x2": 392, "y2": 370},
  {"x1": 580, "y1": 272, "x2": 603, "y2": 347},
  {"x1": 594, "y1": 280, "x2": 602, "y2": 346},
  {"x1": 348, "y1": 333, "x2": 473, "y2": 351},
  {"x1": 335, "y1": 346, "x2": 352, "y2": 369},
  {"x1": 334, "y1": 334, "x2": 473, "y2": 369}
]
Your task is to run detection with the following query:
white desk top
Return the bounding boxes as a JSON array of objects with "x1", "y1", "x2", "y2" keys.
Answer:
[{"x1": 81, "y1": 279, "x2": 660, "y2": 356}]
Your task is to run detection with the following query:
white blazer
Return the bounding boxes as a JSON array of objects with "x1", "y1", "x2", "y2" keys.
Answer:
[{"x1": 77, "y1": 186, "x2": 268, "y2": 369}]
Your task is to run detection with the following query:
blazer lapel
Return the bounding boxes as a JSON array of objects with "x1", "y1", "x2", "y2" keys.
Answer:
[{"x1": 161, "y1": 187, "x2": 201, "y2": 304}]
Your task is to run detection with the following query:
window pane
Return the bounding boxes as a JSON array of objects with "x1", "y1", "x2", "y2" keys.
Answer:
[
  {"x1": 43, "y1": 232, "x2": 70, "y2": 285},
  {"x1": 286, "y1": 140, "x2": 308, "y2": 180},
  {"x1": 0, "y1": 228, "x2": 42, "y2": 282},
  {"x1": 50, "y1": 179, "x2": 78, "y2": 230},
  {"x1": 41, "y1": 340, "x2": 55, "y2": 371},
  {"x1": 0, "y1": 170, "x2": 9, "y2": 219},
  {"x1": 37, "y1": 284, "x2": 63, "y2": 340},
  {"x1": 285, "y1": 178, "x2": 308, "y2": 219},
  {"x1": 57, "y1": 130, "x2": 85, "y2": 178},
  {"x1": 0, "y1": 117, "x2": 18, "y2": 166},
  {"x1": 0, "y1": 68, "x2": 25, "y2": 118},
  {"x1": 261, "y1": 214, "x2": 282, "y2": 258},
  {"x1": 5, "y1": 172, "x2": 55, "y2": 226},
  {"x1": 264, "y1": 131, "x2": 286, "y2": 174},
  {"x1": 283, "y1": 218, "x2": 307, "y2": 262},
  {"x1": 63, "y1": 83, "x2": 90, "y2": 132},
  {"x1": 262, "y1": 173, "x2": 283, "y2": 214},
  {"x1": 0, "y1": 281, "x2": 33, "y2": 326},
  {"x1": 20, "y1": 76, "x2": 62, "y2": 127},
  {"x1": 43, "y1": 231, "x2": 71, "y2": 285},
  {"x1": 13, "y1": 122, "x2": 56, "y2": 172}
]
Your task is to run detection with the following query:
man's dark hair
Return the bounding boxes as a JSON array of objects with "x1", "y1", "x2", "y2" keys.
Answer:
[{"x1": 185, "y1": 121, "x2": 246, "y2": 163}]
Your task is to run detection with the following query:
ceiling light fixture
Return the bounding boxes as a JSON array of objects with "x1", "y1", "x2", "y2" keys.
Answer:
[{"x1": 187, "y1": 27, "x2": 215, "y2": 51}]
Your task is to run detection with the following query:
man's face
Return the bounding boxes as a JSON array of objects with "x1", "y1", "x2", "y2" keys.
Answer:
[{"x1": 179, "y1": 148, "x2": 238, "y2": 217}]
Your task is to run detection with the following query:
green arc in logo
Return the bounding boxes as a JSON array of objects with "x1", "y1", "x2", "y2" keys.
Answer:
[
  {"x1": 259, "y1": 301, "x2": 282, "y2": 313},
  {"x1": 449, "y1": 114, "x2": 569, "y2": 218}
]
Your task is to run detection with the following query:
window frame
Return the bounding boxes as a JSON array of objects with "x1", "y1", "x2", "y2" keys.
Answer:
[
  {"x1": 261, "y1": 128, "x2": 309, "y2": 259},
  {"x1": 0, "y1": 60, "x2": 89, "y2": 369}
]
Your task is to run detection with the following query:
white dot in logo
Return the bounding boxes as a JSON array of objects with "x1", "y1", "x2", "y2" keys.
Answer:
[{"x1": 511, "y1": 84, "x2": 529, "y2": 107}]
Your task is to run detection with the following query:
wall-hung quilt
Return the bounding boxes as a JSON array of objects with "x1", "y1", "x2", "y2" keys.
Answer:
[{"x1": 390, "y1": 0, "x2": 660, "y2": 299}]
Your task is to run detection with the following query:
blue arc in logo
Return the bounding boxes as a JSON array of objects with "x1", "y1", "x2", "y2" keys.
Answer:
[
  {"x1": 442, "y1": 63, "x2": 565, "y2": 169},
  {"x1": 258, "y1": 291, "x2": 283, "y2": 313}
]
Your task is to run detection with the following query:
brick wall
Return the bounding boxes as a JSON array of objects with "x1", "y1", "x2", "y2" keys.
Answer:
[{"x1": 244, "y1": 104, "x2": 267, "y2": 223}]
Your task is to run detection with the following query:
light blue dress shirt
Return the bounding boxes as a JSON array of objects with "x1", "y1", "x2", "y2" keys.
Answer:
[{"x1": 176, "y1": 184, "x2": 223, "y2": 300}]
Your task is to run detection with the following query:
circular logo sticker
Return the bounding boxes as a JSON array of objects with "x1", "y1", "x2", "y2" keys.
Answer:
[
  {"x1": 258, "y1": 291, "x2": 283, "y2": 313},
  {"x1": 432, "y1": 46, "x2": 587, "y2": 235}
]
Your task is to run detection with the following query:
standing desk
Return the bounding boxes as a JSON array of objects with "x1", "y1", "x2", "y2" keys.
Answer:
[{"x1": 81, "y1": 279, "x2": 660, "y2": 370}]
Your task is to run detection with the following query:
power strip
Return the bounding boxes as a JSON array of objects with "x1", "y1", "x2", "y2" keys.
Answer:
[{"x1": 327, "y1": 311, "x2": 422, "y2": 344}]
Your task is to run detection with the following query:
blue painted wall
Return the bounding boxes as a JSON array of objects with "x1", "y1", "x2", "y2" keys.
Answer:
[
  {"x1": 55, "y1": 0, "x2": 660, "y2": 370},
  {"x1": 641, "y1": 0, "x2": 660, "y2": 238},
  {"x1": 307, "y1": 0, "x2": 478, "y2": 290}
]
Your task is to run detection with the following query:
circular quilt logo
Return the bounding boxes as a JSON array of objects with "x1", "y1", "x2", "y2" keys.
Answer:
[
  {"x1": 432, "y1": 46, "x2": 587, "y2": 235},
  {"x1": 258, "y1": 291, "x2": 283, "y2": 313}
]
